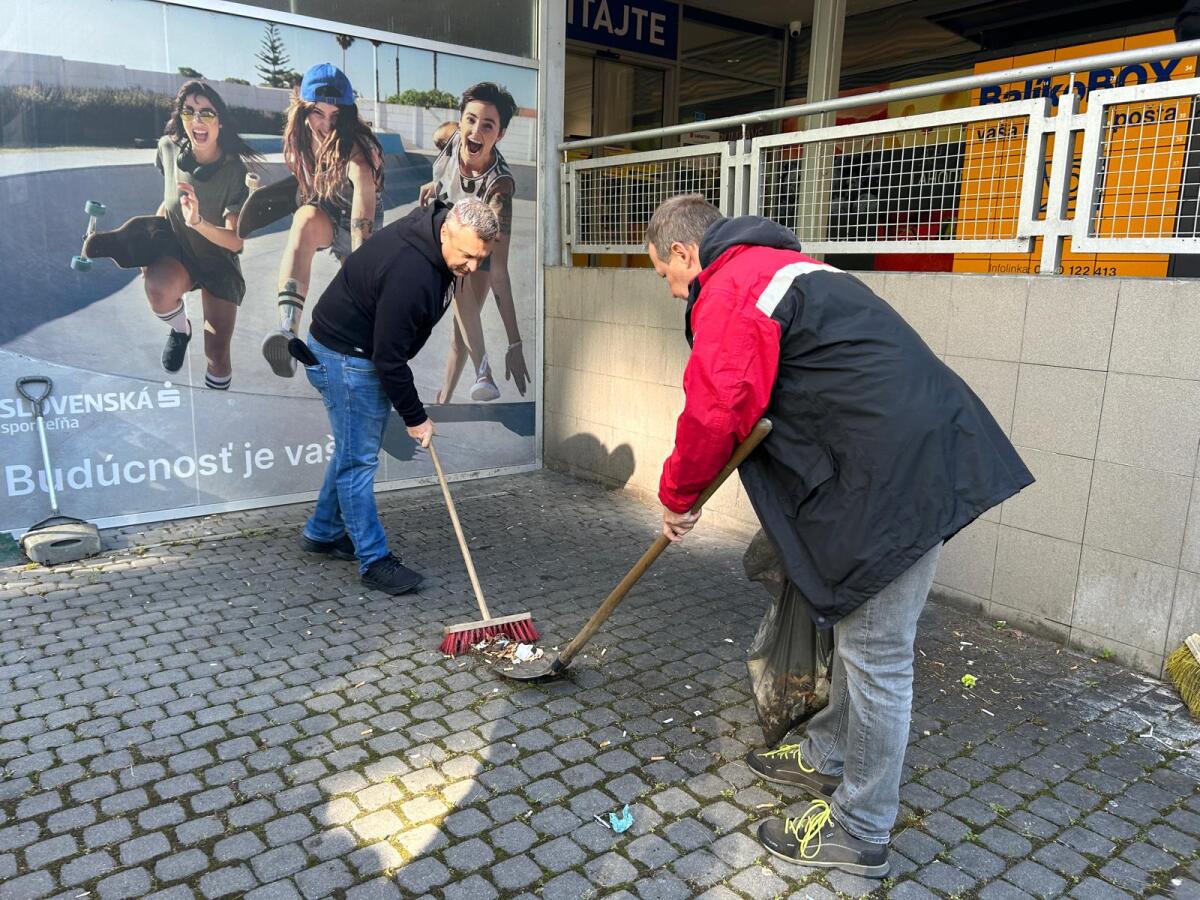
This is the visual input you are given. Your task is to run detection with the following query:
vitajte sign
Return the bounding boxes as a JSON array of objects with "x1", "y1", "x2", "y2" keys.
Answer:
[{"x1": 567, "y1": 0, "x2": 680, "y2": 61}]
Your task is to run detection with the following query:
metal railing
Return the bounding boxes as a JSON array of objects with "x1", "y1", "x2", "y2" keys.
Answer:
[{"x1": 559, "y1": 40, "x2": 1200, "y2": 275}]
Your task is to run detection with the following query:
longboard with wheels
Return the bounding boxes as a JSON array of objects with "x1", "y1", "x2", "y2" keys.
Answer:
[
  {"x1": 83, "y1": 215, "x2": 182, "y2": 269},
  {"x1": 71, "y1": 200, "x2": 106, "y2": 271},
  {"x1": 236, "y1": 174, "x2": 299, "y2": 239}
]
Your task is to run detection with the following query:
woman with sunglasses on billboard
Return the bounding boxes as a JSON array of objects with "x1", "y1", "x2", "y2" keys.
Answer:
[
  {"x1": 261, "y1": 63, "x2": 384, "y2": 378},
  {"x1": 144, "y1": 80, "x2": 259, "y2": 389}
]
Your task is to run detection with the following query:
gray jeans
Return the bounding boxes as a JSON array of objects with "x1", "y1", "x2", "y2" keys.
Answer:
[{"x1": 800, "y1": 542, "x2": 942, "y2": 842}]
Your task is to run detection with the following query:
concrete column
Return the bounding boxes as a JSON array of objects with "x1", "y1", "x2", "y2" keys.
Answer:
[
  {"x1": 800, "y1": 0, "x2": 845, "y2": 252},
  {"x1": 539, "y1": 0, "x2": 566, "y2": 267}
]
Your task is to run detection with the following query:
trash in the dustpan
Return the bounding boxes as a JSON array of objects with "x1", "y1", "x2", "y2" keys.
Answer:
[{"x1": 472, "y1": 636, "x2": 544, "y2": 665}]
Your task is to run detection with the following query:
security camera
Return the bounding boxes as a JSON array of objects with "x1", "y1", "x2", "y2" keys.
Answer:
[{"x1": 788, "y1": 20, "x2": 802, "y2": 38}]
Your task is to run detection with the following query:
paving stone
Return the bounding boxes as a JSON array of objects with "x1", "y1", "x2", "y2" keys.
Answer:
[
  {"x1": 978, "y1": 881, "x2": 1037, "y2": 900},
  {"x1": 244, "y1": 883, "x2": 304, "y2": 900},
  {"x1": 266, "y1": 814, "x2": 315, "y2": 846},
  {"x1": 634, "y1": 872, "x2": 696, "y2": 900},
  {"x1": 302, "y1": 826, "x2": 357, "y2": 861},
  {"x1": 710, "y1": 831, "x2": 764, "y2": 868},
  {"x1": 894, "y1": 827, "x2": 945, "y2": 864},
  {"x1": 884, "y1": 882, "x2": 942, "y2": 900},
  {"x1": 490, "y1": 854, "x2": 542, "y2": 891},
  {"x1": 26, "y1": 833, "x2": 77, "y2": 869},
  {"x1": 119, "y1": 831, "x2": 171, "y2": 867},
  {"x1": 530, "y1": 805, "x2": 582, "y2": 836},
  {"x1": 445, "y1": 808, "x2": 492, "y2": 838},
  {"x1": 1097, "y1": 858, "x2": 1154, "y2": 894},
  {"x1": 541, "y1": 871, "x2": 593, "y2": 900},
  {"x1": 1004, "y1": 860, "x2": 1068, "y2": 899},
  {"x1": 251, "y1": 844, "x2": 307, "y2": 882},
  {"x1": 348, "y1": 840, "x2": 404, "y2": 877},
  {"x1": 214, "y1": 831, "x2": 266, "y2": 862},
  {"x1": 0, "y1": 870, "x2": 56, "y2": 900},
  {"x1": 97, "y1": 867, "x2": 153, "y2": 900},
  {"x1": 154, "y1": 848, "x2": 208, "y2": 882},
  {"x1": 195, "y1": 864, "x2": 255, "y2": 899},
  {"x1": 916, "y1": 859, "x2": 976, "y2": 895},
  {"x1": 295, "y1": 860, "x2": 354, "y2": 899},
  {"x1": 351, "y1": 810, "x2": 403, "y2": 842},
  {"x1": 60, "y1": 850, "x2": 117, "y2": 886},
  {"x1": 445, "y1": 836, "x2": 496, "y2": 872},
  {"x1": 1058, "y1": 824, "x2": 1115, "y2": 858},
  {"x1": 84, "y1": 818, "x2": 133, "y2": 849},
  {"x1": 673, "y1": 849, "x2": 731, "y2": 888},
  {"x1": 1069, "y1": 877, "x2": 1136, "y2": 899},
  {"x1": 585, "y1": 850, "x2": 639, "y2": 887},
  {"x1": 441, "y1": 875, "x2": 498, "y2": 900},
  {"x1": 1033, "y1": 840, "x2": 1090, "y2": 876}
]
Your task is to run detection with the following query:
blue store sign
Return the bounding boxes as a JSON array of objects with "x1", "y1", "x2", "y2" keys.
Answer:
[{"x1": 567, "y1": 0, "x2": 679, "y2": 61}]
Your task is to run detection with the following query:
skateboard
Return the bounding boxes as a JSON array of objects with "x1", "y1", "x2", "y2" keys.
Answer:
[
  {"x1": 236, "y1": 174, "x2": 299, "y2": 239},
  {"x1": 71, "y1": 201, "x2": 106, "y2": 271},
  {"x1": 83, "y1": 215, "x2": 181, "y2": 269}
]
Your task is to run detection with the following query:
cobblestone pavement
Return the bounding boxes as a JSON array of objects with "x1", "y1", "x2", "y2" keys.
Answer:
[{"x1": 2, "y1": 470, "x2": 1199, "y2": 900}]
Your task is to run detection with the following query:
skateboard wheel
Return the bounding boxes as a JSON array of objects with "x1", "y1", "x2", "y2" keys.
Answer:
[
  {"x1": 71, "y1": 256, "x2": 93, "y2": 272},
  {"x1": 84, "y1": 200, "x2": 106, "y2": 217}
]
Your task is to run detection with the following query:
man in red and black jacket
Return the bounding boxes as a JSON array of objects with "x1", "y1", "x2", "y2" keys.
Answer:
[{"x1": 647, "y1": 195, "x2": 1033, "y2": 877}]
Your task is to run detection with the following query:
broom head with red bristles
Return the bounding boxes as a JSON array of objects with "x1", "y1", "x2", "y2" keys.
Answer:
[{"x1": 440, "y1": 611, "x2": 539, "y2": 656}]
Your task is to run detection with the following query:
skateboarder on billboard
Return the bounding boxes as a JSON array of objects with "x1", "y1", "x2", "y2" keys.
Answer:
[
  {"x1": 84, "y1": 81, "x2": 260, "y2": 388},
  {"x1": 258, "y1": 63, "x2": 385, "y2": 378},
  {"x1": 420, "y1": 82, "x2": 530, "y2": 404}
]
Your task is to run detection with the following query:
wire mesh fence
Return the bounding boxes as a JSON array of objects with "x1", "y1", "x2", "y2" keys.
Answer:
[
  {"x1": 1088, "y1": 94, "x2": 1198, "y2": 240},
  {"x1": 571, "y1": 151, "x2": 723, "y2": 252},
  {"x1": 757, "y1": 115, "x2": 1031, "y2": 246},
  {"x1": 561, "y1": 78, "x2": 1200, "y2": 262}
]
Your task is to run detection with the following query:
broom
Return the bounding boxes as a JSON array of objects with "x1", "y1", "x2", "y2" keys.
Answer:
[
  {"x1": 1167, "y1": 633, "x2": 1200, "y2": 719},
  {"x1": 430, "y1": 439, "x2": 537, "y2": 656}
]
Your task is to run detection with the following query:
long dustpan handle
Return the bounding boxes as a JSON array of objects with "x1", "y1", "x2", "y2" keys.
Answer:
[
  {"x1": 551, "y1": 417, "x2": 773, "y2": 675},
  {"x1": 429, "y1": 439, "x2": 491, "y2": 621},
  {"x1": 17, "y1": 377, "x2": 60, "y2": 514}
]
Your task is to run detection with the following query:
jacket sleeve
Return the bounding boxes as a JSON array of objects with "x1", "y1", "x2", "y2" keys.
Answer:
[
  {"x1": 372, "y1": 269, "x2": 431, "y2": 427},
  {"x1": 658, "y1": 287, "x2": 781, "y2": 512}
]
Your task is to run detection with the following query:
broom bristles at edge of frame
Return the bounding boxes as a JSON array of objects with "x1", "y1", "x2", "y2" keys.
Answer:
[{"x1": 1166, "y1": 633, "x2": 1200, "y2": 719}]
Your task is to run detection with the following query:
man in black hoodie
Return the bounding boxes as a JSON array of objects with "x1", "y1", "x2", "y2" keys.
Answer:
[
  {"x1": 297, "y1": 198, "x2": 498, "y2": 594},
  {"x1": 647, "y1": 195, "x2": 1033, "y2": 876}
]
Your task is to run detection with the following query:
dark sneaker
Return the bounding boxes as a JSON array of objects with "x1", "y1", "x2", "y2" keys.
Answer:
[
  {"x1": 746, "y1": 743, "x2": 841, "y2": 799},
  {"x1": 361, "y1": 553, "x2": 423, "y2": 595},
  {"x1": 299, "y1": 533, "x2": 356, "y2": 561},
  {"x1": 262, "y1": 329, "x2": 297, "y2": 378},
  {"x1": 162, "y1": 327, "x2": 190, "y2": 373},
  {"x1": 758, "y1": 799, "x2": 889, "y2": 877}
]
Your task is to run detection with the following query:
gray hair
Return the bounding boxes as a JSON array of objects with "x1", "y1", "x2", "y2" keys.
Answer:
[
  {"x1": 448, "y1": 197, "x2": 499, "y2": 242},
  {"x1": 646, "y1": 194, "x2": 722, "y2": 261}
]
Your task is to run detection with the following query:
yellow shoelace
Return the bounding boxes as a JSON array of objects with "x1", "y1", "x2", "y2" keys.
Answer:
[
  {"x1": 761, "y1": 743, "x2": 816, "y2": 773},
  {"x1": 784, "y1": 799, "x2": 834, "y2": 860}
]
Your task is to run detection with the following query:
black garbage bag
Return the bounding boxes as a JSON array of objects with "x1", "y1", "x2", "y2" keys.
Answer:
[{"x1": 743, "y1": 529, "x2": 835, "y2": 747}]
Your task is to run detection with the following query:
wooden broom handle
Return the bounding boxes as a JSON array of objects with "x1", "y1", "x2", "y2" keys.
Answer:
[
  {"x1": 429, "y1": 440, "x2": 491, "y2": 621},
  {"x1": 552, "y1": 418, "x2": 773, "y2": 673}
]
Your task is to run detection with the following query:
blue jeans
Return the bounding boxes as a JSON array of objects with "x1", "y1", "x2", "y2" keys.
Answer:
[
  {"x1": 302, "y1": 336, "x2": 392, "y2": 573},
  {"x1": 800, "y1": 543, "x2": 943, "y2": 842}
]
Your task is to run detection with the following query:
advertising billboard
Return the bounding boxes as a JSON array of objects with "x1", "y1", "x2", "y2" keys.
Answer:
[{"x1": 0, "y1": 0, "x2": 539, "y2": 533}]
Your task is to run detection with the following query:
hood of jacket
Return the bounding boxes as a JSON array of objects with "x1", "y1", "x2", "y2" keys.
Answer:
[
  {"x1": 397, "y1": 199, "x2": 452, "y2": 274},
  {"x1": 684, "y1": 215, "x2": 803, "y2": 344}
]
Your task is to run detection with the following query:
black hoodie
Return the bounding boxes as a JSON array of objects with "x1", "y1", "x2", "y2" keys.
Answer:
[{"x1": 310, "y1": 202, "x2": 453, "y2": 426}]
